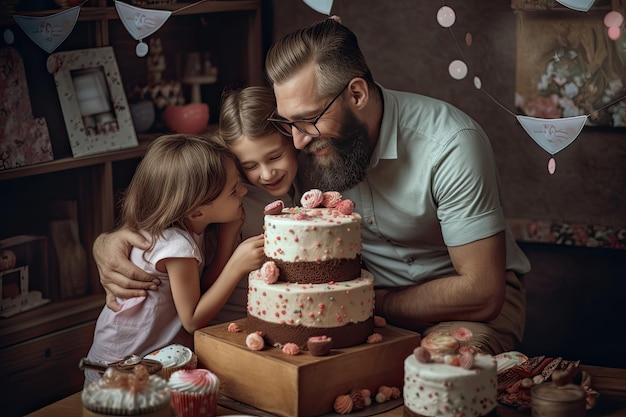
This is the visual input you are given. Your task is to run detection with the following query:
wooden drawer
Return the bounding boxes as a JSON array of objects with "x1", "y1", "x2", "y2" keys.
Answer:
[{"x1": 0, "y1": 320, "x2": 96, "y2": 417}]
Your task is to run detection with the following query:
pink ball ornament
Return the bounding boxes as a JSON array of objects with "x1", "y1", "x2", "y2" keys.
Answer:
[
  {"x1": 608, "y1": 26, "x2": 622, "y2": 41},
  {"x1": 604, "y1": 11, "x2": 624, "y2": 28}
]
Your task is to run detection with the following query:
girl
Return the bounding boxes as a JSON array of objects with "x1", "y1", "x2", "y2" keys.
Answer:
[
  {"x1": 94, "y1": 87, "x2": 302, "y2": 323},
  {"x1": 85, "y1": 133, "x2": 265, "y2": 384},
  {"x1": 218, "y1": 85, "x2": 301, "y2": 237},
  {"x1": 206, "y1": 86, "x2": 303, "y2": 324}
]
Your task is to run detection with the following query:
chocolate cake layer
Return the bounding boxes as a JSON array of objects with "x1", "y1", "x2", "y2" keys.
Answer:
[
  {"x1": 269, "y1": 255, "x2": 362, "y2": 284},
  {"x1": 247, "y1": 315, "x2": 375, "y2": 350}
]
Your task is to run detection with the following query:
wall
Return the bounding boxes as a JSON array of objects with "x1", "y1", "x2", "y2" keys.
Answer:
[
  {"x1": 263, "y1": 0, "x2": 626, "y2": 229},
  {"x1": 262, "y1": 0, "x2": 626, "y2": 368}
]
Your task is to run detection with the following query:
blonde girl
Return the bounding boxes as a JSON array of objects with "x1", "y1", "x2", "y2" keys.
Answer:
[{"x1": 85, "y1": 134, "x2": 264, "y2": 383}]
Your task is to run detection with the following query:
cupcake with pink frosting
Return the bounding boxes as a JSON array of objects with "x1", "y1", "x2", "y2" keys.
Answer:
[{"x1": 168, "y1": 368, "x2": 220, "y2": 417}]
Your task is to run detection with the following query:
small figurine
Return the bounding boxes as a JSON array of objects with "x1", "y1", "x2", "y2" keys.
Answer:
[{"x1": 146, "y1": 38, "x2": 165, "y2": 85}]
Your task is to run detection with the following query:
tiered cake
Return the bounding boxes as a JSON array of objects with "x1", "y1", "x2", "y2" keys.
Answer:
[
  {"x1": 193, "y1": 189, "x2": 422, "y2": 417},
  {"x1": 247, "y1": 190, "x2": 375, "y2": 350}
]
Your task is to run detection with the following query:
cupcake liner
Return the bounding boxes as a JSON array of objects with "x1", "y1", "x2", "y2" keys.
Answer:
[{"x1": 170, "y1": 391, "x2": 218, "y2": 417}]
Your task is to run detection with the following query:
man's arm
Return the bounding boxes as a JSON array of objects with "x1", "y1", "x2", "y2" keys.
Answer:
[
  {"x1": 374, "y1": 232, "x2": 506, "y2": 330},
  {"x1": 93, "y1": 228, "x2": 160, "y2": 311}
]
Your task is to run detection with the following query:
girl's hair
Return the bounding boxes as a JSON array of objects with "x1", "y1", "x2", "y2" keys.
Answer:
[
  {"x1": 265, "y1": 17, "x2": 376, "y2": 97},
  {"x1": 119, "y1": 133, "x2": 236, "y2": 243},
  {"x1": 218, "y1": 86, "x2": 277, "y2": 148}
]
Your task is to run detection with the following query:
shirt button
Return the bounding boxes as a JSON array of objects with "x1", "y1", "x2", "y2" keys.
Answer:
[
  {"x1": 406, "y1": 257, "x2": 414, "y2": 263},
  {"x1": 367, "y1": 218, "x2": 374, "y2": 225}
]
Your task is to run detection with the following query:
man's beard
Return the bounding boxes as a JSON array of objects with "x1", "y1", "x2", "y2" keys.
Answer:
[{"x1": 300, "y1": 108, "x2": 371, "y2": 192}]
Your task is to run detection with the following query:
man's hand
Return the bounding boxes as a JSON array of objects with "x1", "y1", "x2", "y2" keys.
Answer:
[{"x1": 93, "y1": 229, "x2": 159, "y2": 311}]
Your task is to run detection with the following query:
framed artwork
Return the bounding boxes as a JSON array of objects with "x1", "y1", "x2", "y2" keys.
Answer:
[
  {"x1": 0, "y1": 47, "x2": 53, "y2": 171},
  {"x1": 47, "y1": 46, "x2": 138, "y2": 157},
  {"x1": 514, "y1": 10, "x2": 626, "y2": 127}
]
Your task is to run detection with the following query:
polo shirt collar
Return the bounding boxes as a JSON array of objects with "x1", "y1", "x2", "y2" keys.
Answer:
[{"x1": 370, "y1": 84, "x2": 398, "y2": 169}]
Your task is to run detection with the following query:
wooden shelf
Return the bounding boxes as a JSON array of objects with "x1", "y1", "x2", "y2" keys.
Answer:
[
  {"x1": 0, "y1": 2, "x2": 261, "y2": 414},
  {"x1": 0, "y1": 294, "x2": 104, "y2": 349},
  {"x1": 0, "y1": 135, "x2": 155, "y2": 181}
]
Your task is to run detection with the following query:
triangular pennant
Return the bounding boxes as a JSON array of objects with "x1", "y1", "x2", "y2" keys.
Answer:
[
  {"x1": 516, "y1": 115, "x2": 587, "y2": 155},
  {"x1": 555, "y1": 0, "x2": 595, "y2": 12},
  {"x1": 114, "y1": 0, "x2": 172, "y2": 41},
  {"x1": 13, "y1": 6, "x2": 80, "y2": 54},
  {"x1": 302, "y1": 0, "x2": 333, "y2": 15}
]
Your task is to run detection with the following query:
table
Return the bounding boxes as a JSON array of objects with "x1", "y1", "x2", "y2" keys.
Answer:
[
  {"x1": 25, "y1": 365, "x2": 626, "y2": 417},
  {"x1": 24, "y1": 391, "x2": 626, "y2": 417}
]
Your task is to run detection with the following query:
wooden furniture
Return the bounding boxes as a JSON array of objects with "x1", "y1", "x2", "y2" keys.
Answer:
[
  {"x1": 0, "y1": 2, "x2": 262, "y2": 416},
  {"x1": 21, "y1": 365, "x2": 626, "y2": 417},
  {"x1": 195, "y1": 321, "x2": 421, "y2": 417}
]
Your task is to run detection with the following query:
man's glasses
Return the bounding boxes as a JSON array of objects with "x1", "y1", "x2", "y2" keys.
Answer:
[{"x1": 268, "y1": 82, "x2": 349, "y2": 138}]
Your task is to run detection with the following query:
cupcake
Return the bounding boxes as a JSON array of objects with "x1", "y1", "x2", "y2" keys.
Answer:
[
  {"x1": 307, "y1": 335, "x2": 333, "y2": 356},
  {"x1": 168, "y1": 369, "x2": 220, "y2": 417},
  {"x1": 81, "y1": 365, "x2": 171, "y2": 417},
  {"x1": 144, "y1": 344, "x2": 197, "y2": 380}
]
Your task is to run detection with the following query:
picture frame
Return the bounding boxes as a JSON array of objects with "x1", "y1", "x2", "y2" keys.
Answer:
[
  {"x1": 514, "y1": 10, "x2": 626, "y2": 127},
  {"x1": 47, "y1": 46, "x2": 138, "y2": 157}
]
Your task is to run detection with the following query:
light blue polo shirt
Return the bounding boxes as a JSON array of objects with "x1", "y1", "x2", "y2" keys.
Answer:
[{"x1": 341, "y1": 86, "x2": 531, "y2": 287}]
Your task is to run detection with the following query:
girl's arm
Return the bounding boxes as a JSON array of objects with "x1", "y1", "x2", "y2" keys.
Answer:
[
  {"x1": 166, "y1": 234, "x2": 265, "y2": 333},
  {"x1": 200, "y1": 214, "x2": 245, "y2": 291}
]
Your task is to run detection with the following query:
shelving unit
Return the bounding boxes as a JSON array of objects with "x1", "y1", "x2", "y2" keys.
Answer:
[{"x1": 0, "y1": 2, "x2": 262, "y2": 416}]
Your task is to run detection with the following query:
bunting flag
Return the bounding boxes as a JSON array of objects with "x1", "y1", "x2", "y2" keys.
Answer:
[
  {"x1": 516, "y1": 115, "x2": 587, "y2": 174},
  {"x1": 13, "y1": 6, "x2": 80, "y2": 53},
  {"x1": 555, "y1": 0, "x2": 596, "y2": 12},
  {"x1": 114, "y1": 0, "x2": 172, "y2": 57},
  {"x1": 302, "y1": 0, "x2": 333, "y2": 15}
]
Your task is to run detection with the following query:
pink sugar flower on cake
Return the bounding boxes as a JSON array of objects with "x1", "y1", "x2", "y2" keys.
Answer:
[
  {"x1": 367, "y1": 333, "x2": 383, "y2": 343},
  {"x1": 300, "y1": 189, "x2": 324, "y2": 208},
  {"x1": 282, "y1": 343, "x2": 299, "y2": 355},
  {"x1": 246, "y1": 331, "x2": 265, "y2": 351},
  {"x1": 264, "y1": 199, "x2": 284, "y2": 215},
  {"x1": 336, "y1": 199, "x2": 355, "y2": 215},
  {"x1": 453, "y1": 326, "x2": 473, "y2": 341},
  {"x1": 260, "y1": 261, "x2": 279, "y2": 284},
  {"x1": 322, "y1": 191, "x2": 342, "y2": 207},
  {"x1": 227, "y1": 322, "x2": 240, "y2": 332},
  {"x1": 374, "y1": 315, "x2": 387, "y2": 327}
]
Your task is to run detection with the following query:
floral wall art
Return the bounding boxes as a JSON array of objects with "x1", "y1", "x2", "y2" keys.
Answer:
[
  {"x1": 0, "y1": 47, "x2": 54, "y2": 171},
  {"x1": 514, "y1": 10, "x2": 626, "y2": 127}
]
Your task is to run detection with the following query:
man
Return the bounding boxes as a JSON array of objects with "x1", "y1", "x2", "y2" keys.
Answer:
[
  {"x1": 95, "y1": 17, "x2": 530, "y2": 354},
  {"x1": 263, "y1": 17, "x2": 530, "y2": 354}
]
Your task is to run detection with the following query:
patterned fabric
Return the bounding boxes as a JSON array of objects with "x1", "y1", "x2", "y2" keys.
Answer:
[{"x1": 496, "y1": 354, "x2": 599, "y2": 410}]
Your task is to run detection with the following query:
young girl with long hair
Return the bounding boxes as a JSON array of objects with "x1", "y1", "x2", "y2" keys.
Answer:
[{"x1": 85, "y1": 133, "x2": 264, "y2": 383}]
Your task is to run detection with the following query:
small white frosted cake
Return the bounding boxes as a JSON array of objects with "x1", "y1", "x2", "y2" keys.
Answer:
[{"x1": 403, "y1": 330, "x2": 498, "y2": 417}]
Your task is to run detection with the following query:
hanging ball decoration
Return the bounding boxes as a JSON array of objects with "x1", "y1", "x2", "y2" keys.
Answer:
[
  {"x1": 437, "y1": 6, "x2": 456, "y2": 28},
  {"x1": 3, "y1": 29, "x2": 14, "y2": 45},
  {"x1": 608, "y1": 26, "x2": 622, "y2": 41},
  {"x1": 604, "y1": 11, "x2": 624, "y2": 28},
  {"x1": 548, "y1": 157, "x2": 556, "y2": 175},
  {"x1": 448, "y1": 60, "x2": 468, "y2": 80},
  {"x1": 604, "y1": 11, "x2": 624, "y2": 40},
  {"x1": 473, "y1": 76, "x2": 482, "y2": 90},
  {"x1": 136, "y1": 41, "x2": 149, "y2": 58}
]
